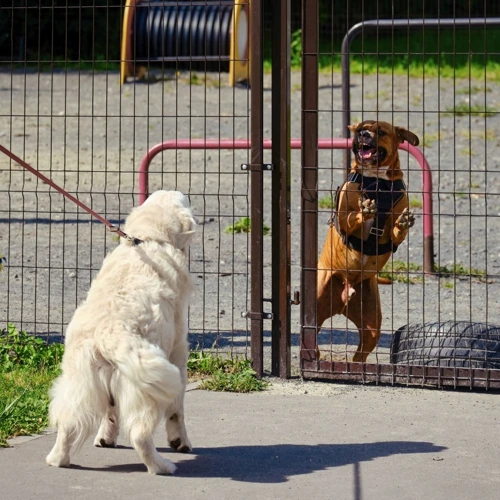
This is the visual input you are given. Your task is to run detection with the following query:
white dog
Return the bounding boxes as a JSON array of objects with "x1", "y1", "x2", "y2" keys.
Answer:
[{"x1": 46, "y1": 190, "x2": 196, "y2": 474}]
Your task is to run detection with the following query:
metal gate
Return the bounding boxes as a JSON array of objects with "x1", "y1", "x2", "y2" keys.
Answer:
[{"x1": 299, "y1": 1, "x2": 500, "y2": 389}]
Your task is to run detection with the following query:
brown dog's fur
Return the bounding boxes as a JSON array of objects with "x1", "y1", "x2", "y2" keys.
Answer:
[{"x1": 317, "y1": 120, "x2": 419, "y2": 362}]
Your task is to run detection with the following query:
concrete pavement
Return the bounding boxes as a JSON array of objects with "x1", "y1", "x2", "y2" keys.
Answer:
[{"x1": 1, "y1": 380, "x2": 499, "y2": 500}]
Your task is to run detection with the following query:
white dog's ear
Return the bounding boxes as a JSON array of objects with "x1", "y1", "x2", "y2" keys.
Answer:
[{"x1": 176, "y1": 230, "x2": 195, "y2": 250}]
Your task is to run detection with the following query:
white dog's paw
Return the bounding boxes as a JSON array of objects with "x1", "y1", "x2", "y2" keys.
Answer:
[
  {"x1": 93, "y1": 435, "x2": 117, "y2": 448},
  {"x1": 169, "y1": 436, "x2": 192, "y2": 453},
  {"x1": 147, "y1": 457, "x2": 177, "y2": 475},
  {"x1": 46, "y1": 450, "x2": 71, "y2": 468}
]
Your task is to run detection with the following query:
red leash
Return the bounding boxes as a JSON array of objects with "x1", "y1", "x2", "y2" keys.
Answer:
[{"x1": 0, "y1": 144, "x2": 135, "y2": 242}]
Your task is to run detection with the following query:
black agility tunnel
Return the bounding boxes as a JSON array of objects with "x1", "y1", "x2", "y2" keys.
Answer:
[{"x1": 121, "y1": 0, "x2": 250, "y2": 84}]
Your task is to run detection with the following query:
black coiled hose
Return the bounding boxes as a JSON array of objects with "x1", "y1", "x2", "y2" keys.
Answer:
[{"x1": 133, "y1": 2, "x2": 234, "y2": 70}]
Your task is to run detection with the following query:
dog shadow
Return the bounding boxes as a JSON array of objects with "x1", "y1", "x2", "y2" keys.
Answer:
[
  {"x1": 170, "y1": 442, "x2": 446, "y2": 483},
  {"x1": 73, "y1": 441, "x2": 446, "y2": 482}
]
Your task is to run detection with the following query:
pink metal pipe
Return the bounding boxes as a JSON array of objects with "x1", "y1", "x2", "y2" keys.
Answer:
[{"x1": 138, "y1": 138, "x2": 434, "y2": 272}]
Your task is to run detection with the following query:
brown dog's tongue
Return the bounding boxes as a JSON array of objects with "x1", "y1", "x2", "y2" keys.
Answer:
[{"x1": 359, "y1": 147, "x2": 376, "y2": 159}]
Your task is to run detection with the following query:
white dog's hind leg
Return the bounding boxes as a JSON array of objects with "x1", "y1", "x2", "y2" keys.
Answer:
[
  {"x1": 119, "y1": 376, "x2": 176, "y2": 475},
  {"x1": 93, "y1": 404, "x2": 119, "y2": 448},
  {"x1": 46, "y1": 424, "x2": 76, "y2": 467},
  {"x1": 166, "y1": 403, "x2": 191, "y2": 453},
  {"x1": 166, "y1": 341, "x2": 192, "y2": 453},
  {"x1": 129, "y1": 421, "x2": 176, "y2": 475}
]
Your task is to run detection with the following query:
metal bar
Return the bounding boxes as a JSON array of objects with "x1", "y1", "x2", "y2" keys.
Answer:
[
  {"x1": 271, "y1": 0, "x2": 292, "y2": 378},
  {"x1": 341, "y1": 17, "x2": 500, "y2": 171},
  {"x1": 249, "y1": 0, "x2": 264, "y2": 377},
  {"x1": 138, "y1": 139, "x2": 433, "y2": 273},
  {"x1": 135, "y1": 56, "x2": 232, "y2": 62},
  {"x1": 302, "y1": 363, "x2": 500, "y2": 390},
  {"x1": 138, "y1": 139, "x2": 434, "y2": 274},
  {"x1": 300, "y1": 0, "x2": 319, "y2": 373}
]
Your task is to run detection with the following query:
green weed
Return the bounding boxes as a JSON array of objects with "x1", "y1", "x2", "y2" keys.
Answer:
[
  {"x1": 444, "y1": 103, "x2": 498, "y2": 117},
  {"x1": 455, "y1": 85, "x2": 491, "y2": 95},
  {"x1": 436, "y1": 263, "x2": 486, "y2": 279},
  {"x1": 379, "y1": 260, "x2": 424, "y2": 284},
  {"x1": 225, "y1": 217, "x2": 270, "y2": 236},
  {"x1": 319, "y1": 195, "x2": 334, "y2": 209},
  {"x1": 422, "y1": 132, "x2": 442, "y2": 148},
  {"x1": 0, "y1": 324, "x2": 64, "y2": 372},
  {"x1": 409, "y1": 196, "x2": 423, "y2": 209},
  {"x1": 290, "y1": 29, "x2": 303, "y2": 68},
  {"x1": 188, "y1": 351, "x2": 268, "y2": 393}
]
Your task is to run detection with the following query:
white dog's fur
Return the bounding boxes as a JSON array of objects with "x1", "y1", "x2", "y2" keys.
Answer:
[{"x1": 46, "y1": 190, "x2": 196, "y2": 474}]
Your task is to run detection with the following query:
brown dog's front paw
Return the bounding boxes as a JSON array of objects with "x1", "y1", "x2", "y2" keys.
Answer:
[
  {"x1": 358, "y1": 198, "x2": 377, "y2": 220},
  {"x1": 396, "y1": 207, "x2": 415, "y2": 229}
]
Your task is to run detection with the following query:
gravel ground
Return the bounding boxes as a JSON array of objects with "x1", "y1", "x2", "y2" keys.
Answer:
[{"x1": 1, "y1": 68, "x2": 499, "y2": 374}]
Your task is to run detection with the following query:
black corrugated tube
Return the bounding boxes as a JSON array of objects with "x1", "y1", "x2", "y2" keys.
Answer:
[{"x1": 133, "y1": 1, "x2": 234, "y2": 70}]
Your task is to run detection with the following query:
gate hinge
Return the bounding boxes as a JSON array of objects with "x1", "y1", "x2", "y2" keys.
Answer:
[
  {"x1": 291, "y1": 291, "x2": 300, "y2": 305},
  {"x1": 241, "y1": 163, "x2": 273, "y2": 172},
  {"x1": 241, "y1": 311, "x2": 274, "y2": 320}
]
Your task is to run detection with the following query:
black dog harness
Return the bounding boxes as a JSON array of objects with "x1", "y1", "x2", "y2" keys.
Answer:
[{"x1": 332, "y1": 172, "x2": 406, "y2": 256}]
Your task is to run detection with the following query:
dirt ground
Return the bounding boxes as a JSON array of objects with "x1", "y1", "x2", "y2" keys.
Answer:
[{"x1": 1, "y1": 69, "x2": 499, "y2": 374}]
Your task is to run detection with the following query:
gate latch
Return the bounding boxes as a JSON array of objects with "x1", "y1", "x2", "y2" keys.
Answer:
[
  {"x1": 241, "y1": 163, "x2": 273, "y2": 172},
  {"x1": 242, "y1": 311, "x2": 273, "y2": 320}
]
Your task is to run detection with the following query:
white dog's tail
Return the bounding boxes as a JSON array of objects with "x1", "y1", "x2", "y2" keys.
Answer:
[
  {"x1": 110, "y1": 335, "x2": 183, "y2": 408},
  {"x1": 48, "y1": 330, "x2": 182, "y2": 453}
]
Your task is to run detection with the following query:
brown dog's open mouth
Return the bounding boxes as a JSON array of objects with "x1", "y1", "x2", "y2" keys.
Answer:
[{"x1": 357, "y1": 145, "x2": 387, "y2": 164}]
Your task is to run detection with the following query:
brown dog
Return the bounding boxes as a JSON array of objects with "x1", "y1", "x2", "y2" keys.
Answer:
[{"x1": 317, "y1": 120, "x2": 419, "y2": 362}]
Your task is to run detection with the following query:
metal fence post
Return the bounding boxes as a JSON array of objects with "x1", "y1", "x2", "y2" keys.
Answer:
[
  {"x1": 249, "y1": 0, "x2": 264, "y2": 377},
  {"x1": 300, "y1": 0, "x2": 319, "y2": 371},
  {"x1": 271, "y1": 0, "x2": 292, "y2": 378}
]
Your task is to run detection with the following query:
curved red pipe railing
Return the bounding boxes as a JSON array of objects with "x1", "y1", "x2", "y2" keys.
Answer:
[{"x1": 138, "y1": 138, "x2": 434, "y2": 272}]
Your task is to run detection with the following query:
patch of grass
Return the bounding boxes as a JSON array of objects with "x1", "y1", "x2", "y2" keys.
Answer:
[
  {"x1": 436, "y1": 263, "x2": 486, "y2": 279},
  {"x1": 443, "y1": 102, "x2": 499, "y2": 117},
  {"x1": 379, "y1": 260, "x2": 423, "y2": 284},
  {"x1": 319, "y1": 195, "x2": 335, "y2": 209},
  {"x1": 225, "y1": 217, "x2": 270, "y2": 236},
  {"x1": 189, "y1": 73, "x2": 201, "y2": 85},
  {"x1": 27, "y1": 56, "x2": 119, "y2": 73},
  {"x1": 458, "y1": 129, "x2": 497, "y2": 141},
  {"x1": 443, "y1": 281, "x2": 455, "y2": 289},
  {"x1": 0, "y1": 368, "x2": 58, "y2": 447},
  {"x1": 422, "y1": 132, "x2": 442, "y2": 148},
  {"x1": 409, "y1": 196, "x2": 423, "y2": 209},
  {"x1": 188, "y1": 351, "x2": 268, "y2": 393},
  {"x1": 455, "y1": 85, "x2": 491, "y2": 95},
  {"x1": 290, "y1": 29, "x2": 302, "y2": 68},
  {"x1": 460, "y1": 148, "x2": 475, "y2": 157},
  {"x1": 0, "y1": 324, "x2": 63, "y2": 447},
  {"x1": 0, "y1": 324, "x2": 64, "y2": 372}
]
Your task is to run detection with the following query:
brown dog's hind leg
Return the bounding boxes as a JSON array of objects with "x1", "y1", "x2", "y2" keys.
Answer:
[
  {"x1": 344, "y1": 278, "x2": 382, "y2": 362},
  {"x1": 317, "y1": 270, "x2": 344, "y2": 327}
]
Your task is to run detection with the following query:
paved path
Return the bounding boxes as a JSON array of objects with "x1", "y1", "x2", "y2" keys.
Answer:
[{"x1": 1, "y1": 382, "x2": 499, "y2": 500}]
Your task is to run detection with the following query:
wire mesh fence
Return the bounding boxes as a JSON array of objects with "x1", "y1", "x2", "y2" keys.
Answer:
[
  {"x1": 1, "y1": 1, "x2": 500, "y2": 385},
  {"x1": 0, "y1": 1, "x2": 254, "y2": 360}
]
